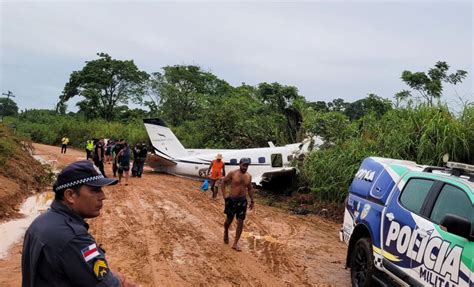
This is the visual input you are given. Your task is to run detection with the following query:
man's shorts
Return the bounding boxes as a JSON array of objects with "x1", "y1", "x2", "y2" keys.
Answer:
[
  {"x1": 118, "y1": 164, "x2": 130, "y2": 174},
  {"x1": 224, "y1": 197, "x2": 247, "y2": 220}
]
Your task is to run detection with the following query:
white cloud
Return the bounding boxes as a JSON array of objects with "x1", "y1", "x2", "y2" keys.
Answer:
[{"x1": 0, "y1": 1, "x2": 472, "y2": 110}]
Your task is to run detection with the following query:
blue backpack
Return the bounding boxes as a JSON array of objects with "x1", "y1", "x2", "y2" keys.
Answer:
[{"x1": 200, "y1": 179, "x2": 209, "y2": 192}]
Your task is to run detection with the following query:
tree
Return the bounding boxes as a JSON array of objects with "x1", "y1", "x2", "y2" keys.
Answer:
[
  {"x1": 308, "y1": 101, "x2": 329, "y2": 112},
  {"x1": 396, "y1": 61, "x2": 467, "y2": 106},
  {"x1": 327, "y1": 98, "x2": 348, "y2": 112},
  {"x1": 0, "y1": 97, "x2": 19, "y2": 117},
  {"x1": 256, "y1": 82, "x2": 304, "y2": 143},
  {"x1": 57, "y1": 53, "x2": 149, "y2": 120},
  {"x1": 150, "y1": 65, "x2": 232, "y2": 126},
  {"x1": 344, "y1": 94, "x2": 392, "y2": 120}
]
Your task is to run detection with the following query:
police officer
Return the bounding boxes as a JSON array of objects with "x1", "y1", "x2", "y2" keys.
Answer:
[{"x1": 21, "y1": 160, "x2": 138, "y2": 287}]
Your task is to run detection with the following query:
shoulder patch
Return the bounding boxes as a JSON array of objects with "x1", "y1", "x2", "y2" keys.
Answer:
[
  {"x1": 93, "y1": 259, "x2": 109, "y2": 279},
  {"x1": 82, "y1": 243, "x2": 100, "y2": 262}
]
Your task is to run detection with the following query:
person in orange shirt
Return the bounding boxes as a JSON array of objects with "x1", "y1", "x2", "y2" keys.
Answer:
[{"x1": 207, "y1": 153, "x2": 226, "y2": 199}]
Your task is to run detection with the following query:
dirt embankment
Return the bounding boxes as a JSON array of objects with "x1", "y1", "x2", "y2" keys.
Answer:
[
  {"x1": 0, "y1": 128, "x2": 51, "y2": 221},
  {"x1": 0, "y1": 143, "x2": 350, "y2": 286}
]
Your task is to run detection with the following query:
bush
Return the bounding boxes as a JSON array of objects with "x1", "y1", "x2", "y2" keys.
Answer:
[
  {"x1": 299, "y1": 104, "x2": 474, "y2": 203},
  {"x1": 15, "y1": 110, "x2": 149, "y2": 148}
]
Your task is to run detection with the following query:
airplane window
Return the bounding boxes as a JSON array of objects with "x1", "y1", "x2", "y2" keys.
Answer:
[
  {"x1": 230, "y1": 159, "x2": 237, "y2": 165},
  {"x1": 287, "y1": 155, "x2": 293, "y2": 161},
  {"x1": 240, "y1": 158, "x2": 251, "y2": 164},
  {"x1": 258, "y1": 157, "x2": 265, "y2": 163},
  {"x1": 271, "y1": 154, "x2": 283, "y2": 167}
]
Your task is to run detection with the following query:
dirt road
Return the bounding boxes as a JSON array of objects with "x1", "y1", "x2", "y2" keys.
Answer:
[{"x1": 0, "y1": 144, "x2": 350, "y2": 286}]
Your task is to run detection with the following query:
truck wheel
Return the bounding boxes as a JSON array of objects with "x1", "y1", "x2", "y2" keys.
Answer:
[{"x1": 350, "y1": 237, "x2": 375, "y2": 287}]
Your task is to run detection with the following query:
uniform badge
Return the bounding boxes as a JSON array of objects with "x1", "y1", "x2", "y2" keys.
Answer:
[
  {"x1": 93, "y1": 259, "x2": 109, "y2": 279},
  {"x1": 81, "y1": 243, "x2": 100, "y2": 262}
]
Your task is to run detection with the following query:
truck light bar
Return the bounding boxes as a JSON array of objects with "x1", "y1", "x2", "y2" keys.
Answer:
[{"x1": 446, "y1": 162, "x2": 474, "y2": 173}]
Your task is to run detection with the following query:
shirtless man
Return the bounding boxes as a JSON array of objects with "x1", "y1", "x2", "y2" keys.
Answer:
[{"x1": 220, "y1": 157, "x2": 254, "y2": 251}]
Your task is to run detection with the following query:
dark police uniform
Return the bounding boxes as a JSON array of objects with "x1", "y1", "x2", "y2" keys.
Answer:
[{"x1": 22, "y1": 200, "x2": 120, "y2": 287}]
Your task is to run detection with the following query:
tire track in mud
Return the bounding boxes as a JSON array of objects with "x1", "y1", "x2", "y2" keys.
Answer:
[
  {"x1": 0, "y1": 144, "x2": 350, "y2": 286},
  {"x1": 144, "y1": 181, "x2": 312, "y2": 286},
  {"x1": 140, "y1": 184, "x2": 282, "y2": 286}
]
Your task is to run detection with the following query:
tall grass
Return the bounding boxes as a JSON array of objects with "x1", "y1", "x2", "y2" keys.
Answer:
[
  {"x1": 300, "y1": 104, "x2": 474, "y2": 202},
  {"x1": 0, "y1": 125, "x2": 19, "y2": 166},
  {"x1": 14, "y1": 110, "x2": 148, "y2": 148}
]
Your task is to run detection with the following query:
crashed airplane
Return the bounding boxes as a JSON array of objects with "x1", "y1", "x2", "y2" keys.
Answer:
[{"x1": 143, "y1": 118, "x2": 322, "y2": 185}]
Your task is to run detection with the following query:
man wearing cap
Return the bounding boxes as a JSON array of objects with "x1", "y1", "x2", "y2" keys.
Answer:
[
  {"x1": 207, "y1": 153, "x2": 226, "y2": 199},
  {"x1": 21, "y1": 160, "x2": 138, "y2": 287},
  {"x1": 220, "y1": 157, "x2": 254, "y2": 251}
]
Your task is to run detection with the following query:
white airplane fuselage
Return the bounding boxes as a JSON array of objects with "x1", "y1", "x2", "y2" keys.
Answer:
[{"x1": 143, "y1": 118, "x2": 320, "y2": 185}]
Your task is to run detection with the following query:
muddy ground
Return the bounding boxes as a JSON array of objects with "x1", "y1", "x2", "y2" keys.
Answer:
[{"x1": 0, "y1": 144, "x2": 350, "y2": 286}]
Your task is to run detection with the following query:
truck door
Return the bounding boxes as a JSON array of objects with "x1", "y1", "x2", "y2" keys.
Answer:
[
  {"x1": 381, "y1": 176, "x2": 435, "y2": 285},
  {"x1": 410, "y1": 182, "x2": 473, "y2": 287}
]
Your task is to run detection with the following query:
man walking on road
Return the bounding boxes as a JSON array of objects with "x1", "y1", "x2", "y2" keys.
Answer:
[
  {"x1": 207, "y1": 153, "x2": 226, "y2": 199},
  {"x1": 21, "y1": 160, "x2": 138, "y2": 286},
  {"x1": 117, "y1": 142, "x2": 131, "y2": 185},
  {"x1": 61, "y1": 136, "x2": 69, "y2": 154},
  {"x1": 220, "y1": 158, "x2": 254, "y2": 252},
  {"x1": 86, "y1": 139, "x2": 94, "y2": 160}
]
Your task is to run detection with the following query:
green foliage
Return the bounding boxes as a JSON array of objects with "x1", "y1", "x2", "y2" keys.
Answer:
[
  {"x1": 299, "y1": 104, "x2": 473, "y2": 202},
  {"x1": 327, "y1": 98, "x2": 348, "y2": 112},
  {"x1": 303, "y1": 110, "x2": 356, "y2": 144},
  {"x1": 58, "y1": 53, "x2": 149, "y2": 120},
  {"x1": 0, "y1": 125, "x2": 20, "y2": 166},
  {"x1": 173, "y1": 91, "x2": 284, "y2": 149},
  {"x1": 396, "y1": 61, "x2": 467, "y2": 106},
  {"x1": 14, "y1": 59, "x2": 472, "y2": 206},
  {"x1": 0, "y1": 97, "x2": 19, "y2": 117},
  {"x1": 301, "y1": 140, "x2": 374, "y2": 203},
  {"x1": 150, "y1": 65, "x2": 232, "y2": 127},
  {"x1": 256, "y1": 82, "x2": 304, "y2": 144},
  {"x1": 15, "y1": 110, "x2": 148, "y2": 148},
  {"x1": 150, "y1": 66, "x2": 306, "y2": 148},
  {"x1": 344, "y1": 94, "x2": 392, "y2": 120}
]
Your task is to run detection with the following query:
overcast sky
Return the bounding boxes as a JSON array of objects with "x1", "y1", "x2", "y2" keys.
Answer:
[{"x1": 1, "y1": 1, "x2": 472, "y2": 112}]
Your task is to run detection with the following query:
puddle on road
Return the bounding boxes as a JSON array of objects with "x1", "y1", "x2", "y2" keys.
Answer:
[{"x1": 0, "y1": 192, "x2": 54, "y2": 259}]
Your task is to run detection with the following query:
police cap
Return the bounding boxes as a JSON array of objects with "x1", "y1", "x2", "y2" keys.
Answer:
[{"x1": 54, "y1": 160, "x2": 118, "y2": 192}]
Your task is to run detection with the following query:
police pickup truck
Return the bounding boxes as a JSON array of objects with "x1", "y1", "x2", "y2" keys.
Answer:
[{"x1": 340, "y1": 157, "x2": 473, "y2": 287}]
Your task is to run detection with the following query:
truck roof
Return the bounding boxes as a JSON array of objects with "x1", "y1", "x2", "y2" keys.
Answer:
[{"x1": 374, "y1": 157, "x2": 474, "y2": 191}]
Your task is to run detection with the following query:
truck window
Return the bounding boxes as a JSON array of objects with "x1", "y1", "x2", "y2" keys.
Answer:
[
  {"x1": 399, "y1": 178, "x2": 434, "y2": 214},
  {"x1": 430, "y1": 184, "x2": 473, "y2": 224},
  {"x1": 271, "y1": 154, "x2": 283, "y2": 167}
]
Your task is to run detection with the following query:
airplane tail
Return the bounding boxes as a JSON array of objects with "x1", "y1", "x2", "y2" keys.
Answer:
[{"x1": 143, "y1": 119, "x2": 187, "y2": 160}]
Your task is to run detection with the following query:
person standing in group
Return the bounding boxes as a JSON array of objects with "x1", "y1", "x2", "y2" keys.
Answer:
[
  {"x1": 220, "y1": 158, "x2": 254, "y2": 252},
  {"x1": 131, "y1": 143, "x2": 140, "y2": 177},
  {"x1": 61, "y1": 136, "x2": 69, "y2": 154},
  {"x1": 85, "y1": 139, "x2": 94, "y2": 160},
  {"x1": 207, "y1": 153, "x2": 226, "y2": 199},
  {"x1": 135, "y1": 142, "x2": 147, "y2": 178},
  {"x1": 117, "y1": 141, "x2": 131, "y2": 185},
  {"x1": 112, "y1": 139, "x2": 124, "y2": 178},
  {"x1": 93, "y1": 138, "x2": 106, "y2": 176},
  {"x1": 21, "y1": 160, "x2": 138, "y2": 287},
  {"x1": 105, "y1": 140, "x2": 114, "y2": 164}
]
